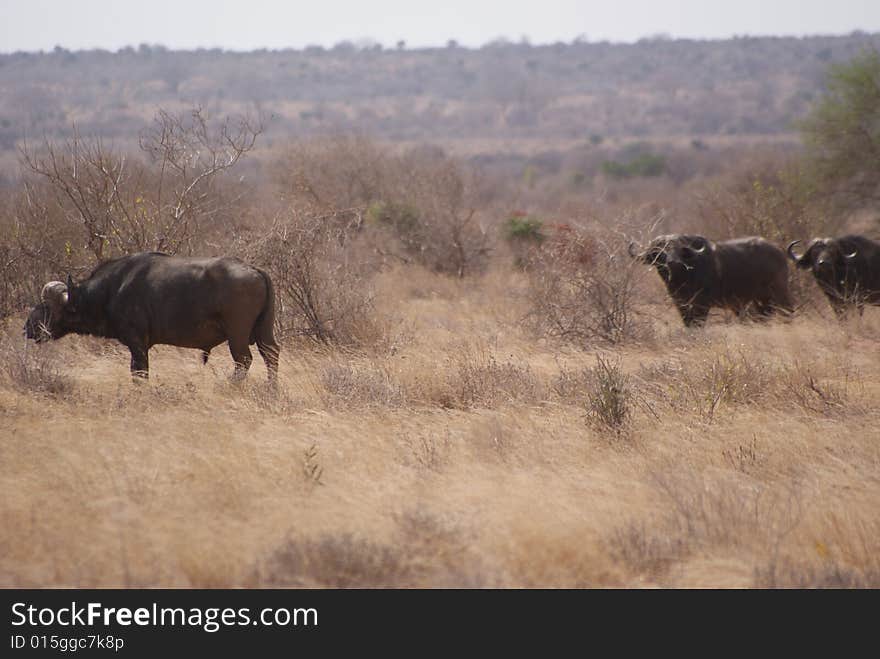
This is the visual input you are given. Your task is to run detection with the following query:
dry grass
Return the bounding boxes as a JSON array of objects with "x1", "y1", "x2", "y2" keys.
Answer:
[{"x1": 1, "y1": 265, "x2": 879, "y2": 588}]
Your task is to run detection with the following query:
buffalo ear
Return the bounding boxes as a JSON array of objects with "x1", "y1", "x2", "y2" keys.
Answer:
[
  {"x1": 65, "y1": 274, "x2": 77, "y2": 308},
  {"x1": 788, "y1": 240, "x2": 812, "y2": 269},
  {"x1": 797, "y1": 242, "x2": 819, "y2": 270}
]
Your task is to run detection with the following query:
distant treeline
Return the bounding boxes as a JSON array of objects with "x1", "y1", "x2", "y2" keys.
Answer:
[{"x1": 1, "y1": 32, "x2": 879, "y2": 154}]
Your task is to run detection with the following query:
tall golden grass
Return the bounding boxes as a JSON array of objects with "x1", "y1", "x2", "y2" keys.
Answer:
[{"x1": 1, "y1": 265, "x2": 878, "y2": 588}]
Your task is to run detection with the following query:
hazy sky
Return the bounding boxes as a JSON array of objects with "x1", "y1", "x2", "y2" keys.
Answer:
[{"x1": 2, "y1": 0, "x2": 879, "y2": 52}]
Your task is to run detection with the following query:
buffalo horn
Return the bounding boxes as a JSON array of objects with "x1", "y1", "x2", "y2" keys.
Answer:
[
  {"x1": 786, "y1": 240, "x2": 802, "y2": 262},
  {"x1": 41, "y1": 281, "x2": 68, "y2": 306}
]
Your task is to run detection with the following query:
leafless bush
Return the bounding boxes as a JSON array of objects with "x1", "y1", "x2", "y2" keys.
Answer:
[
  {"x1": 551, "y1": 362, "x2": 594, "y2": 402},
  {"x1": 320, "y1": 360, "x2": 406, "y2": 408},
  {"x1": 384, "y1": 152, "x2": 492, "y2": 278},
  {"x1": 584, "y1": 354, "x2": 631, "y2": 434},
  {"x1": 606, "y1": 519, "x2": 691, "y2": 580},
  {"x1": 245, "y1": 209, "x2": 383, "y2": 347},
  {"x1": 0, "y1": 181, "x2": 86, "y2": 319},
  {"x1": 0, "y1": 326, "x2": 73, "y2": 396},
  {"x1": 401, "y1": 430, "x2": 452, "y2": 471},
  {"x1": 754, "y1": 558, "x2": 880, "y2": 588},
  {"x1": 259, "y1": 509, "x2": 486, "y2": 587},
  {"x1": 442, "y1": 343, "x2": 540, "y2": 409},
  {"x1": 272, "y1": 135, "x2": 392, "y2": 211},
  {"x1": 606, "y1": 470, "x2": 806, "y2": 581},
  {"x1": 647, "y1": 469, "x2": 804, "y2": 553},
  {"x1": 638, "y1": 348, "x2": 774, "y2": 422},
  {"x1": 262, "y1": 532, "x2": 408, "y2": 588},
  {"x1": 779, "y1": 360, "x2": 851, "y2": 416},
  {"x1": 275, "y1": 137, "x2": 491, "y2": 277},
  {"x1": 19, "y1": 107, "x2": 259, "y2": 261},
  {"x1": 525, "y1": 225, "x2": 651, "y2": 346},
  {"x1": 721, "y1": 436, "x2": 765, "y2": 475},
  {"x1": 695, "y1": 159, "x2": 839, "y2": 243}
]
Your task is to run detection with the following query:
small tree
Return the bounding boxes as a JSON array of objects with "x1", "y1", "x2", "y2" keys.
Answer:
[
  {"x1": 244, "y1": 209, "x2": 380, "y2": 347},
  {"x1": 390, "y1": 153, "x2": 491, "y2": 278},
  {"x1": 20, "y1": 108, "x2": 261, "y2": 260},
  {"x1": 800, "y1": 49, "x2": 880, "y2": 210},
  {"x1": 525, "y1": 225, "x2": 650, "y2": 345}
]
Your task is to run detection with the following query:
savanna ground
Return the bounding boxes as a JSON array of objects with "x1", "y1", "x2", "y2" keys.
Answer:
[
  {"x1": 2, "y1": 46, "x2": 880, "y2": 588},
  {"x1": 2, "y1": 259, "x2": 879, "y2": 588}
]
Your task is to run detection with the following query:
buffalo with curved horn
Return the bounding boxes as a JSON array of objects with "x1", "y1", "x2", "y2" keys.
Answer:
[
  {"x1": 629, "y1": 234, "x2": 793, "y2": 327},
  {"x1": 787, "y1": 234, "x2": 880, "y2": 317},
  {"x1": 25, "y1": 252, "x2": 280, "y2": 382}
]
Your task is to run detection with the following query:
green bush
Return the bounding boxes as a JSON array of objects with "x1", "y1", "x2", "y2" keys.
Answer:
[
  {"x1": 799, "y1": 48, "x2": 880, "y2": 210},
  {"x1": 503, "y1": 215, "x2": 545, "y2": 243},
  {"x1": 601, "y1": 152, "x2": 666, "y2": 179},
  {"x1": 366, "y1": 200, "x2": 420, "y2": 232}
]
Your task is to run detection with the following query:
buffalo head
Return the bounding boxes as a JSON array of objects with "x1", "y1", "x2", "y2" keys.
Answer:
[
  {"x1": 787, "y1": 238, "x2": 857, "y2": 288},
  {"x1": 628, "y1": 234, "x2": 712, "y2": 284},
  {"x1": 24, "y1": 275, "x2": 80, "y2": 343}
]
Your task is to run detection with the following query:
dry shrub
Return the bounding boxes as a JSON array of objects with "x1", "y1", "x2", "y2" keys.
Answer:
[
  {"x1": 440, "y1": 343, "x2": 540, "y2": 409},
  {"x1": 381, "y1": 151, "x2": 492, "y2": 278},
  {"x1": 638, "y1": 347, "x2": 862, "y2": 422},
  {"x1": 0, "y1": 181, "x2": 85, "y2": 319},
  {"x1": 261, "y1": 532, "x2": 406, "y2": 588},
  {"x1": 401, "y1": 430, "x2": 452, "y2": 471},
  {"x1": 649, "y1": 469, "x2": 803, "y2": 551},
  {"x1": 721, "y1": 436, "x2": 765, "y2": 475},
  {"x1": 245, "y1": 209, "x2": 384, "y2": 347},
  {"x1": 551, "y1": 362, "x2": 595, "y2": 402},
  {"x1": 273, "y1": 136, "x2": 492, "y2": 278},
  {"x1": 272, "y1": 135, "x2": 391, "y2": 211},
  {"x1": 525, "y1": 223, "x2": 651, "y2": 346},
  {"x1": 609, "y1": 469, "x2": 805, "y2": 580},
  {"x1": 555, "y1": 355, "x2": 639, "y2": 436},
  {"x1": 700, "y1": 349, "x2": 774, "y2": 407},
  {"x1": 320, "y1": 360, "x2": 406, "y2": 408},
  {"x1": 754, "y1": 558, "x2": 880, "y2": 588},
  {"x1": 637, "y1": 347, "x2": 774, "y2": 422},
  {"x1": 607, "y1": 520, "x2": 690, "y2": 580},
  {"x1": 0, "y1": 325, "x2": 73, "y2": 397},
  {"x1": 695, "y1": 158, "x2": 839, "y2": 244},
  {"x1": 258, "y1": 509, "x2": 486, "y2": 587},
  {"x1": 584, "y1": 354, "x2": 631, "y2": 434},
  {"x1": 778, "y1": 359, "x2": 854, "y2": 417}
]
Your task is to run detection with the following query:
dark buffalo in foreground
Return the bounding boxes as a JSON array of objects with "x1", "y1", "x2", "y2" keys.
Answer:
[
  {"x1": 25, "y1": 252, "x2": 279, "y2": 381},
  {"x1": 629, "y1": 234, "x2": 793, "y2": 327},
  {"x1": 787, "y1": 235, "x2": 880, "y2": 317}
]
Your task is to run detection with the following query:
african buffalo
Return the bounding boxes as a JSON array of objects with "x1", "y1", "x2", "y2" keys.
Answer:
[
  {"x1": 629, "y1": 234, "x2": 793, "y2": 327},
  {"x1": 25, "y1": 252, "x2": 279, "y2": 382},
  {"x1": 787, "y1": 235, "x2": 880, "y2": 317}
]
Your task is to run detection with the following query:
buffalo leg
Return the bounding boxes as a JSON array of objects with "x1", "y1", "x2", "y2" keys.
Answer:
[
  {"x1": 128, "y1": 345, "x2": 149, "y2": 379},
  {"x1": 228, "y1": 340, "x2": 253, "y2": 381},
  {"x1": 752, "y1": 301, "x2": 776, "y2": 321},
  {"x1": 257, "y1": 341, "x2": 280, "y2": 383},
  {"x1": 679, "y1": 304, "x2": 709, "y2": 327}
]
